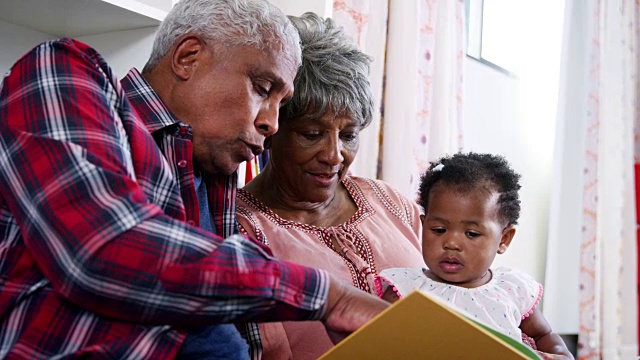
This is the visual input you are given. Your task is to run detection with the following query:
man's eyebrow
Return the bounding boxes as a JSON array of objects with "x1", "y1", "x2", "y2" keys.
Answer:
[{"x1": 253, "y1": 69, "x2": 284, "y2": 86}]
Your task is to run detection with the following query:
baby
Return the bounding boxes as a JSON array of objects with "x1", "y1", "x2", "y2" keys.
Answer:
[{"x1": 376, "y1": 152, "x2": 573, "y2": 360}]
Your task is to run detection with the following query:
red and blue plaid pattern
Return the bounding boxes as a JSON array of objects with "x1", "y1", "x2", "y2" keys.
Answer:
[{"x1": 0, "y1": 39, "x2": 328, "y2": 359}]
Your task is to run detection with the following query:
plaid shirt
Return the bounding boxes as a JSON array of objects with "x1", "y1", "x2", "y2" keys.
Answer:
[{"x1": 0, "y1": 39, "x2": 328, "y2": 359}]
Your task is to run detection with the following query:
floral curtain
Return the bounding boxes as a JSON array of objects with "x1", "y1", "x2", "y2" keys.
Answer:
[
  {"x1": 546, "y1": 0, "x2": 639, "y2": 358},
  {"x1": 578, "y1": 1, "x2": 638, "y2": 358},
  {"x1": 333, "y1": 0, "x2": 465, "y2": 199},
  {"x1": 635, "y1": 1, "x2": 640, "y2": 353},
  {"x1": 332, "y1": 0, "x2": 388, "y2": 180}
]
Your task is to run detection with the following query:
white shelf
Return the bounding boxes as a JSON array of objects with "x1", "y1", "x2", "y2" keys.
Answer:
[{"x1": 0, "y1": 0, "x2": 169, "y2": 37}]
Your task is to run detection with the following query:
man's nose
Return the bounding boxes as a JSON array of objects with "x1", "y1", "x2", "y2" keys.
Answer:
[{"x1": 256, "y1": 103, "x2": 279, "y2": 137}]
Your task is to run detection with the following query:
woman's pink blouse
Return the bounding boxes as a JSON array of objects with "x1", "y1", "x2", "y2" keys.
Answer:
[{"x1": 236, "y1": 176, "x2": 426, "y2": 360}]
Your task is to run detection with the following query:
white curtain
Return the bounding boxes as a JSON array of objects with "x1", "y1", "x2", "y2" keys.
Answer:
[
  {"x1": 380, "y1": 0, "x2": 465, "y2": 199},
  {"x1": 332, "y1": 0, "x2": 388, "y2": 180},
  {"x1": 333, "y1": 0, "x2": 465, "y2": 199},
  {"x1": 545, "y1": 1, "x2": 638, "y2": 358}
]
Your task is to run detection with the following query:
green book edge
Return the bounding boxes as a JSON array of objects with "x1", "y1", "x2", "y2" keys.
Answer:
[{"x1": 469, "y1": 319, "x2": 542, "y2": 360}]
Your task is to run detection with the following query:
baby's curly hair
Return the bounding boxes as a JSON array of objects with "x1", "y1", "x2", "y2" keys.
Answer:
[{"x1": 418, "y1": 152, "x2": 522, "y2": 226}]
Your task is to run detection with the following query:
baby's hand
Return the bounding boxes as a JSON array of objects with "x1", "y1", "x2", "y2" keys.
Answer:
[
  {"x1": 380, "y1": 286, "x2": 400, "y2": 303},
  {"x1": 536, "y1": 351, "x2": 573, "y2": 360}
]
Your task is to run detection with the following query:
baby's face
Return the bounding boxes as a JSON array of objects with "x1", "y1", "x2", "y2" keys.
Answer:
[{"x1": 421, "y1": 185, "x2": 514, "y2": 288}]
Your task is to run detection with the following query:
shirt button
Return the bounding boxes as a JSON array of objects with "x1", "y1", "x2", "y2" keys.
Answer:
[
  {"x1": 295, "y1": 293, "x2": 305, "y2": 303},
  {"x1": 179, "y1": 127, "x2": 188, "y2": 136},
  {"x1": 177, "y1": 159, "x2": 188, "y2": 168},
  {"x1": 187, "y1": 220, "x2": 196, "y2": 226}
]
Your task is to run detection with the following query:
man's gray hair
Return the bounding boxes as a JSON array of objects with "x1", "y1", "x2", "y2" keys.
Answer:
[
  {"x1": 145, "y1": 0, "x2": 301, "y2": 70},
  {"x1": 283, "y1": 12, "x2": 374, "y2": 129}
]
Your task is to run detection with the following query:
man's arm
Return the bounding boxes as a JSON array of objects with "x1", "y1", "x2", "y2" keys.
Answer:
[{"x1": 0, "y1": 39, "x2": 332, "y2": 327}]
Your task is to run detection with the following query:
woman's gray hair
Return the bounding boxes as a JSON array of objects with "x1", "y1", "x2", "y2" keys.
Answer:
[
  {"x1": 144, "y1": 0, "x2": 301, "y2": 70},
  {"x1": 283, "y1": 12, "x2": 374, "y2": 129}
]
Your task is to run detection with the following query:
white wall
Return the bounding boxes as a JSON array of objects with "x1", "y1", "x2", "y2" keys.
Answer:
[
  {"x1": 462, "y1": 58, "x2": 552, "y2": 284},
  {"x1": 0, "y1": 0, "x2": 331, "y2": 78},
  {"x1": 0, "y1": 21, "x2": 157, "y2": 82},
  {"x1": 541, "y1": 0, "x2": 587, "y2": 335},
  {"x1": 135, "y1": 0, "x2": 173, "y2": 12},
  {"x1": 77, "y1": 27, "x2": 158, "y2": 79},
  {"x1": 268, "y1": 0, "x2": 332, "y2": 17},
  {"x1": 0, "y1": 20, "x2": 53, "y2": 76}
]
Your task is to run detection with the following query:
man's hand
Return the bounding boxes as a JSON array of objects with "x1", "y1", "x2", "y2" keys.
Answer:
[{"x1": 321, "y1": 275, "x2": 389, "y2": 344}]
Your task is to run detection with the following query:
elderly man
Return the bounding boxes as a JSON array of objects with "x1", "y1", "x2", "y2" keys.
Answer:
[{"x1": 0, "y1": 0, "x2": 387, "y2": 359}]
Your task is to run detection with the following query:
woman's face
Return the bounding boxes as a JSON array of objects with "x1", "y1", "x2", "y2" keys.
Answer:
[{"x1": 267, "y1": 112, "x2": 360, "y2": 204}]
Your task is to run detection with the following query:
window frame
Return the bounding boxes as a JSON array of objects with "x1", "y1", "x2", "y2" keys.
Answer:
[{"x1": 465, "y1": 0, "x2": 518, "y2": 77}]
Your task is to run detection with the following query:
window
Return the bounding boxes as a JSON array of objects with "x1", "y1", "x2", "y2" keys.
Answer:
[{"x1": 466, "y1": 0, "x2": 520, "y2": 75}]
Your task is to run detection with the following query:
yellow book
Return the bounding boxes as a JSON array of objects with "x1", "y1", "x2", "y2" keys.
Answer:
[{"x1": 320, "y1": 290, "x2": 541, "y2": 360}]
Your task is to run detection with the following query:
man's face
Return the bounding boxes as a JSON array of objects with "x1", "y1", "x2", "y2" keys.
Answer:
[{"x1": 174, "y1": 40, "x2": 296, "y2": 175}]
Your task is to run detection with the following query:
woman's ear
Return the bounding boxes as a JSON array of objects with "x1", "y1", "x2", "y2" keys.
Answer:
[
  {"x1": 497, "y1": 225, "x2": 516, "y2": 254},
  {"x1": 171, "y1": 35, "x2": 204, "y2": 80}
]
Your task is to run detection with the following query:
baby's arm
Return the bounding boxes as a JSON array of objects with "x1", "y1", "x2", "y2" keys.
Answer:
[{"x1": 520, "y1": 308, "x2": 574, "y2": 359}]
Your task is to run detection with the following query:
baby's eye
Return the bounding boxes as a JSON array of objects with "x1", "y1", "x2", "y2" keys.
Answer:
[
  {"x1": 466, "y1": 231, "x2": 481, "y2": 238},
  {"x1": 431, "y1": 228, "x2": 446, "y2": 235}
]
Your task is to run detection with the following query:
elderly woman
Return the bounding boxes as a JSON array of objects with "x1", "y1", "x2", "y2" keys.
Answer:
[{"x1": 236, "y1": 13, "x2": 425, "y2": 359}]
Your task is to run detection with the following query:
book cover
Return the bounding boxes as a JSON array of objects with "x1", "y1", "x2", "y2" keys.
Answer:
[{"x1": 320, "y1": 290, "x2": 541, "y2": 359}]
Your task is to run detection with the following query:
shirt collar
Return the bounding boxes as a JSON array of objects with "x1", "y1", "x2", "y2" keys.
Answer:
[{"x1": 120, "y1": 68, "x2": 182, "y2": 134}]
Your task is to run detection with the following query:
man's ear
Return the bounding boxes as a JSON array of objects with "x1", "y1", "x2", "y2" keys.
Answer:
[
  {"x1": 497, "y1": 225, "x2": 516, "y2": 254},
  {"x1": 171, "y1": 35, "x2": 204, "y2": 80}
]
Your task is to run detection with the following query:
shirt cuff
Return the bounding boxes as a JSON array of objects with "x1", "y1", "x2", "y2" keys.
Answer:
[{"x1": 273, "y1": 261, "x2": 330, "y2": 320}]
